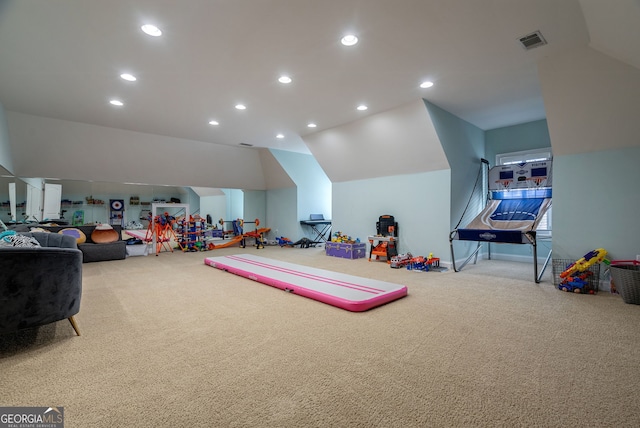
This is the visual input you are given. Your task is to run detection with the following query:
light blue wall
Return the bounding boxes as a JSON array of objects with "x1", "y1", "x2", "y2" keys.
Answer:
[
  {"x1": 243, "y1": 190, "x2": 266, "y2": 231},
  {"x1": 485, "y1": 119, "x2": 551, "y2": 167},
  {"x1": 183, "y1": 187, "x2": 200, "y2": 216},
  {"x1": 484, "y1": 119, "x2": 553, "y2": 261},
  {"x1": 424, "y1": 100, "x2": 485, "y2": 264},
  {"x1": 269, "y1": 149, "x2": 331, "y2": 239},
  {"x1": 333, "y1": 170, "x2": 451, "y2": 260},
  {"x1": 553, "y1": 147, "x2": 640, "y2": 260},
  {"x1": 424, "y1": 101, "x2": 484, "y2": 228},
  {"x1": 224, "y1": 189, "x2": 244, "y2": 221},
  {"x1": 199, "y1": 195, "x2": 227, "y2": 226},
  {"x1": 266, "y1": 187, "x2": 297, "y2": 241},
  {"x1": 270, "y1": 149, "x2": 331, "y2": 216},
  {"x1": 0, "y1": 101, "x2": 14, "y2": 174}
]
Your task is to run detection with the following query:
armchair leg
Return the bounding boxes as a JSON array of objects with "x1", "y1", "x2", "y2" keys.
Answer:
[{"x1": 68, "y1": 316, "x2": 81, "y2": 336}]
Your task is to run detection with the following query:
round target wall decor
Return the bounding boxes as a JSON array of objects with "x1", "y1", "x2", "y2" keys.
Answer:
[{"x1": 110, "y1": 199, "x2": 124, "y2": 211}]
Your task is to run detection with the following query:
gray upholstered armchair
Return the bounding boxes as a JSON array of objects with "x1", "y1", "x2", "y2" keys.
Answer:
[{"x1": 0, "y1": 232, "x2": 83, "y2": 336}]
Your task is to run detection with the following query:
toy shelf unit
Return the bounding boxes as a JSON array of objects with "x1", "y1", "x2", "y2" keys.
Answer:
[
  {"x1": 109, "y1": 199, "x2": 125, "y2": 227},
  {"x1": 175, "y1": 216, "x2": 208, "y2": 251},
  {"x1": 368, "y1": 215, "x2": 399, "y2": 263},
  {"x1": 147, "y1": 203, "x2": 190, "y2": 255}
]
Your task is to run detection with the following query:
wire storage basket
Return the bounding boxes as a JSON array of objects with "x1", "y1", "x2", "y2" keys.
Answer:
[
  {"x1": 610, "y1": 261, "x2": 640, "y2": 305},
  {"x1": 552, "y1": 258, "x2": 600, "y2": 294}
]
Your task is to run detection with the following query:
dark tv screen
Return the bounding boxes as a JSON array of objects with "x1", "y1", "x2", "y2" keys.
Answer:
[
  {"x1": 531, "y1": 167, "x2": 547, "y2": 177},
  {"x1": 499, "y1": 171, "x2": 514, "y2": 180}
]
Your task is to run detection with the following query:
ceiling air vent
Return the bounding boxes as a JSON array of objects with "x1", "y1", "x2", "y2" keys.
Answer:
[
  {"x1": 239, "y1": 142, "x2": 253, "y2": 147},
  {"x1": 518, "y1": 30, "x2": 547, "y2": 50}
]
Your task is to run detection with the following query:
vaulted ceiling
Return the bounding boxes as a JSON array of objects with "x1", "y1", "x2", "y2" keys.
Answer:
[{"x1": 0, "y1": 1, "x2": 638, "y2": 157}]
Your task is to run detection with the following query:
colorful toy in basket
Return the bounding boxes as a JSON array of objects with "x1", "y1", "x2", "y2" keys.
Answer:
[
  {"x1": 560, "y1": 248, "x2": 608, "y2": 279},
  {"x1": 559, "y1": 270, "x2": 594, "y2": 293}
]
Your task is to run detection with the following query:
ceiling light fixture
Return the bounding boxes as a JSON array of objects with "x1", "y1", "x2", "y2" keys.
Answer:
[
  {"x1": 341, "y1": 34, "x2": 358, "y2": 46},
  {"x1": 120, "y1": 73, "x2": 137, "y2": 82},
  {"x1": 141, "y1": 24, "x2": 162, "y2": 37},
  {"x1": 276, "y1": 133, "x2": 284, "y2": 139},
  {"x1": 109, "y1": 99, "x2": 124, "y2": 106},
  {"x1": 235, "y1": 104, "x2": 246, "y2": 110},
  {"x1": 208, "y1": 120, "x2": 219, "y2": 126},
  {"x1": 420, "y1": 81, "x2": 434, "y2": 89},
  {"x1": 356, "y1": 105, "x2": 368, "y2": 111},
  {"x1": 278, "y1": 75, "x2": 292, "y2": 84},
  {"x1": 307, "y1": 123, "x2": 317, "y2": 128}
]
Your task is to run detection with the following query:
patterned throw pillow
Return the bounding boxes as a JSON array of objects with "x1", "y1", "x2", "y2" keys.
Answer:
[{"x1": 0, "y1": 233, "x2": 41, "y2": 247}]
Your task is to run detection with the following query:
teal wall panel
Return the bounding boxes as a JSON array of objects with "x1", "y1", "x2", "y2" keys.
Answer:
[{"x1": 553, "y1": 147, "x2": 640, "y2": 260}]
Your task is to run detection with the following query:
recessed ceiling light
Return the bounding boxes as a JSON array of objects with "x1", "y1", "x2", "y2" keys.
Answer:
[
  {"x1": 278, "y1": 75, "x2": 292, "y2": 84},
  {"x1": 341, "y1": 34, "x2": 358, "y2": 46},
  {"x1": 120, "y1": 73, "x2": 137, "y2": 82},
  {"x1": 276, "y1": 133, "x2": 284, "y2": 139},
  {"x1": 235, "y1": 104, "x2": 247, "y2": 110},
  {"x1": 356, "y1": 105, "x2": 368, "y2": 111},
  {"x1": 208, "y1": 120, "x2": 219, "y2": 126},
  {"x1": 141, "y1": 24, "x2": 162, "y2": 37},
  {"x1": 109, "y1": 99, "x2": 124, "y2": 106},
  {"x1": 420, "y1": 81, "x2": 434, "y2": 89},
  {"x1": 307, "y1": 123, "x2": 317, "y2": 128}
]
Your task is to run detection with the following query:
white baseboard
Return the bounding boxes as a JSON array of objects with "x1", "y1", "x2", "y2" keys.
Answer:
[{"x1": 483, "y1": 253, "x2": 549, "y2": 264}]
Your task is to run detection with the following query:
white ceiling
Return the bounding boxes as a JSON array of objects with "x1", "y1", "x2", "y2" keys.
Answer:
[{"x1": 0, "y1": 0, "x2": 635, "y2": 156}]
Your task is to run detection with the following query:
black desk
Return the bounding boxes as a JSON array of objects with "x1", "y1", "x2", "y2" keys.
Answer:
[{"x1": 300, "y1": 219, "x2": 332, "y2": 243}]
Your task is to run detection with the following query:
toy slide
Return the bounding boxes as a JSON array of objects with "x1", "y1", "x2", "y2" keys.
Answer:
[
  {"x1": 207, "y1": 235, "x2": 245, "y2": 249},
  {"x1": 208, "y1": 227, "x2": 271, "y2": 250},
  {"x1": 204, "y1": 254, "x2": 408, "y2": 312},
  {"x1": 124, "y1": 229, "x2": 159, "y2": 242}
]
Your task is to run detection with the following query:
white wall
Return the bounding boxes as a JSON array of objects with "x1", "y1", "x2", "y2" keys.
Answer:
[
  {"x1": 539, "y1": 46, "x2": 640, "y2": 156},
  {"x1": 7, "y1": 112, "x2": 268, "y2": 190},
  {"x1": 304, "y1": 99, "x2": 448, "y2": 183},
  {"x1": 259, "y1": 149, "x2": 295, "y2": 190},
  {"x1": 0, "y1": 102, "x2": 13, "y2": 174}
]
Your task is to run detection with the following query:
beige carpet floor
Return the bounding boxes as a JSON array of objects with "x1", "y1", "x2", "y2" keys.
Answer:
[{"x1": 2, "y1": 245, "x2": 640, "y2": 427}]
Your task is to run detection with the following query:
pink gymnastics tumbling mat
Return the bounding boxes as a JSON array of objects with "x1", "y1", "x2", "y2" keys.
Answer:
[{"x1": 204, "y1": 254, "x2": 407, "y2": 312}]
